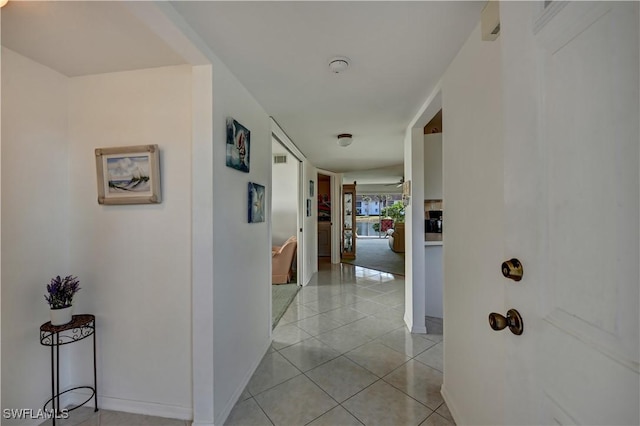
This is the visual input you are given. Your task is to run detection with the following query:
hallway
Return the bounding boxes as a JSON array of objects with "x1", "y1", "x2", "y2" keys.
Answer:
[{"x1": 226, "y1": 262, "x2": 451, "y2": 426}]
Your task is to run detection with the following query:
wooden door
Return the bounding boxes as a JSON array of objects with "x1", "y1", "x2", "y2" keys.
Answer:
[{"x1": 501, "y1": 2, "x2": 639, "y2": 424}]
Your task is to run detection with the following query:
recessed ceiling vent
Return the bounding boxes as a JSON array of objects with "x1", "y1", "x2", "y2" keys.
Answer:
[{"x1": 273, "y1": 154, "x2": 288, "y2": 164}]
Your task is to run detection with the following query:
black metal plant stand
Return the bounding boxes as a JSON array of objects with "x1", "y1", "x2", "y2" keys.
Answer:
[{"x1": 40, "y1": 314, "x2": 98, "y2": 425}]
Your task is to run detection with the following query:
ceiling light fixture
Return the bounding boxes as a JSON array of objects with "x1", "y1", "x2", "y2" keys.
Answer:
[
  {"x1": 337, "y1": 133, "x2": 353, "y2": 147},
  {"x1": 328, "y1": 56, "x2": 350, "y2": 74},
  {"x1": 0, "y1": 0, "x2": 9, "y2": 8}
]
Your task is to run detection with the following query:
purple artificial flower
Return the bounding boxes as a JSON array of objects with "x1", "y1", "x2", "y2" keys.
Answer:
[{"x1": 44, "y1": 275, "x2": 81, "y2": 309}]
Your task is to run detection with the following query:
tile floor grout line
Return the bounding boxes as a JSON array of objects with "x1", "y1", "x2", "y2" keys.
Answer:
[
  {"x1": 249, "y1": 395, "x2": 277, "y2": 426},
  {"x1": 346, "y1": 350, "x2": 410, "y2": 381},
  {"x1": 336, "y1": 402, "x2": 366, "y2": 426},
  {"x1": 247, "y1": 353, "x2": 304, "y2": 397},
  {"x1": 248, "y1": 370, "x2": 304, "y2": 399},
  {"x1": 380, "y1": 374, "x2": 440, "y2": 413}
]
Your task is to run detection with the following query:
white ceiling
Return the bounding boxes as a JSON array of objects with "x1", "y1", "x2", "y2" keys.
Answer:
[
  {"x1": 171, "y1": 1, "x2": 484, "y2": 176},
  {"x1": 1, "y1": 1, "x2": 484, "y2": 182},
  {"x1": 1, "y1": 1, "x2": 186, "y2": 77}
]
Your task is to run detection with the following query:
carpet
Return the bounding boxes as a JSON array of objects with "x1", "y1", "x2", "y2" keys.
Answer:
[
  {"x1": 342, "y1": 237, "x2": 405, "y2": 275},
  {"x1": 272, "y1": 283, "x2": 300, "y2": 328}
]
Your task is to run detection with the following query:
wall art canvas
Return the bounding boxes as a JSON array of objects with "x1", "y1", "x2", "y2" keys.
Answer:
[
  {"x1": 318, "y1": 193, "x2": 331, "y2": 221},
  {"x1": 95, "y1": 144, "x2": 161, "y2": 205},
  {"x1": 226, "y1": 118, "x2": 250, "y2": 172},
  {"x1": 248, "y1": 182, "x2": 266, "y2": 223}
]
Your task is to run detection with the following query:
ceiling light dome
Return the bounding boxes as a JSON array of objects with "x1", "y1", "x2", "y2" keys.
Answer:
[
  {"x1": 328, "y1": 56, "x2": 350, "y2": 73},
  {"x1": 337, "y1": 133, "x2": 353, "y2": 147}
]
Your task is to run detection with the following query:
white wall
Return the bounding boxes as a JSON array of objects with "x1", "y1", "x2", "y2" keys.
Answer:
[
  {"x1": 440, "y1": 23, "x2": 504, "y2": 425},
  {"x1": 403, "y1": 127, "x2": 427, "y2": 333},
  {"x1": 210, "y1": 57, "x2": 272, "y2": 425},
  {"x1": 271, "y1": 140, "x2": 298, "y2": 246},
  {"x1": 423, "y1": 133, "x2": 443, "y2": 200},
  {"x1": 67, "y1": 65, "x2": 193, "y2": 418},
  {"x1": 1, "y1": 48, "x2": 70, "y2": 425}
]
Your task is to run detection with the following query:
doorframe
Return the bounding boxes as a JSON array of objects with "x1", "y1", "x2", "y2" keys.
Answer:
[
  {"x1": 316, "y1": 168, "x2": 342, "y2": 264},
  {"x1": 271, "y1": 118, "x2": 306, "y2": 283},
  {"x1": 403, "y1": 87, "x2": 442, "y2": 334}
]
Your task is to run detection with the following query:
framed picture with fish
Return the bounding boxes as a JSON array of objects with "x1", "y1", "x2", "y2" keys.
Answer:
[{"x1": 95, "y1": 144, "x2": 162, "y2": 205}]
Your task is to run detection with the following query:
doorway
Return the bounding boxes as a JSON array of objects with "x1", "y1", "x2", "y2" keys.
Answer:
[
  {"x1": 317, "y1": 173, "x2": 332, "y2": 260},
  {"x1": 341, "y1": 192, "x2": 405, "y2": 275},
  {"x1": 271, "y1": 137, "x2": 302, "y2": 327}
]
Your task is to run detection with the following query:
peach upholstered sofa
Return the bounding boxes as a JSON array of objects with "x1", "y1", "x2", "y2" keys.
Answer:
[{"x1": 272, "y1": 236, "x2": 297, "y2": 284}]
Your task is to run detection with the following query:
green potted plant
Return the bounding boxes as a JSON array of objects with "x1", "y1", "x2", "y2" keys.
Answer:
[
  {"x1": 381, "y1": 202, "x2": 405, "y2": 223},
  {"x1": 45, "y1": 275, "x2": 80, "y2": 326}
]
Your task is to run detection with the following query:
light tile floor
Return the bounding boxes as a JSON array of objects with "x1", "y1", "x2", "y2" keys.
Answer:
[
  {"x1": 227, "y1": 262, "x2": 453, "y2": 426},
  {"x1": 43, "y1": 262, "x2": 451, "y2": 426},
  {"x1": 38, "y1": 406, "x2": 189, "y2": 426}
]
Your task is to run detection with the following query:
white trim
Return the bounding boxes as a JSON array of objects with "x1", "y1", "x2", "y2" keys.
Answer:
[
  {"x1": 411, "y1": 324, "x2": 427, "y2": 334},
  {"x1": 317, "y1": 168, "x2": 342, "y2": 264},
  {"x1": 403, "y1": 85, "x2": 442, "y2": 336},
  {"x1": 441, "y1": 384, "x2": 462, "y2": 426},
  {"x1": 298, "y1": 160, "x2": 307, "y2": 285},
  {"x1": 404, "y1": 312, "x2": 414, "y2": 332},
  {"x1": 190, "y1": 65, "x2": 215, "y2": 426},
  {"x1": 408, "y1": 82, "x2": 442, "y2": 130},
  {"x1": 270, "y1": 117, "x2": 306, "y2": 162},
  {"x1": 68, "y1": 392, "x2": 192, "y2": 421},
  {"x1": 271, "y1": 118, "x2": 308, "y2": 285}
]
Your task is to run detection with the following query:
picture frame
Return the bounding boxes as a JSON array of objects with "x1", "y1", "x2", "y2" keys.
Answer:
[
  {"x1": 226, "y1": 118, "x2": 250, "y2": 173},
  {"x1": 95, "y1": 144, "x2": 161, "y2": 205},
  {"x1": 402, "y1": 180, "x2": 411, "y2": 197},
  {"x1": 306, "y1": 198, "x2": 312, "y2": 217},
  {"x1": 309, "y1": 180, "x2": 314, "y2": 197},
  {"x1": 248, "y1": 182, "x2": 266, "y2": 223}
]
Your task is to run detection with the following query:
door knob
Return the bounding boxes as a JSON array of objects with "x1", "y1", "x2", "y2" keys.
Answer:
[
  {"x1": 488, "y1": 309, "x2": 524, "y2": 335},
  {"x1": 501, "y1": 258, "x2": 523, "y2": 281}
]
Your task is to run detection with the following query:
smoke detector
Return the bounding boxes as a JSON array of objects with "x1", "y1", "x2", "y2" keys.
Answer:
[
  {"x1": 337, "y1": 133, "x2": 353, "y2": 147},
  {"x1": 328, "y1": 57, "x2": 350, "y2": 74}
]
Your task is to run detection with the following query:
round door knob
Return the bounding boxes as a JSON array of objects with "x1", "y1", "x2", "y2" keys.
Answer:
[{"x1": 488, "y1": 309, "x2": 524, "y2": 335}]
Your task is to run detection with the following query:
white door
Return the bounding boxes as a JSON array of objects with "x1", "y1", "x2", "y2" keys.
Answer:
[{"x1": 501, "y1": 2, "x2": 639, "y2": 424}]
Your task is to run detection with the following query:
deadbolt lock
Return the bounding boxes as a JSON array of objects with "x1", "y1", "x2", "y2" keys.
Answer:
[
  {"x1": 501, "y1": 258, "x2": 523, "y2": 281},
  {"x1": 488, "y1": 309, "x2": 524, "y2": 335}
]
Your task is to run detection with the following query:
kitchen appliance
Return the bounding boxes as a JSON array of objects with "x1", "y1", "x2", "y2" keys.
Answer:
[{"x1": 425, "y1": 210, "x2": 443, "y2": 233}]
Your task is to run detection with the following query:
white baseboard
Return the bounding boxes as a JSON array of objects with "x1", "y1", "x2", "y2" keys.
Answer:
[
  {"x1": 68, "y1": 392, "x2": 192, "y2": 421},
  {"x1": 440, "y1": 384, "x2": 462, "y2": 425},
  {"x1": 213, "y1": 338, "x2": 272, "y2": 426},
  {"x1": 404, "y1": 313, "x2": 427, "y2": 334},
  {"x1": 411, "y1": 324, "x2": 427, "y2": 334}
]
